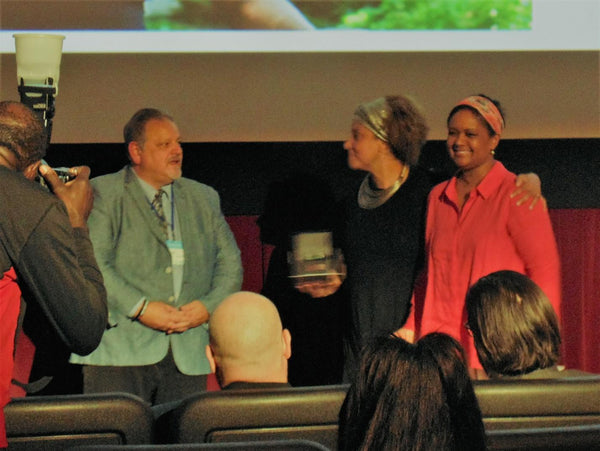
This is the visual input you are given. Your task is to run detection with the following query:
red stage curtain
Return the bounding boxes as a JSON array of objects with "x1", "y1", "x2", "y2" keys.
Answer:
[
  {"x1": 550, "y1": 209, "x2": 600, "y2": 374},
  {"x1": 225, "y1": 216, "x2": 263, "y2": 293},
  {"x1": 11, "y1": 210, "x2": 599, "y2": 395}
]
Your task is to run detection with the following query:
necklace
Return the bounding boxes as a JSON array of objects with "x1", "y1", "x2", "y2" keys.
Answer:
[{"x1": 357, "y1": 164, "x2": 409, "y2": 209}]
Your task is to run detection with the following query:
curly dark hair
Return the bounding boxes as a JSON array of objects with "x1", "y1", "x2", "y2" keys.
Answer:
[
  {"x1": 0, "y1": 101, "x2": 46, "y2": 170},
  {"x1": 383, "y1": 95, "x2": 429, "y2": 166}
]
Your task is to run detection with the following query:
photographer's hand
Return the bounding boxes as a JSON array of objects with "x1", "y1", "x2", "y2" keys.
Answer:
[{"x1": 39, "y1": 164, "x2": 94, "y2": 228}]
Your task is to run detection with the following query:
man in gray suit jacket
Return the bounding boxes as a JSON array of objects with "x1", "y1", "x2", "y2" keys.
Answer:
[{"x1": 71, "y1": 108, "x2": 242, "y2": 405}]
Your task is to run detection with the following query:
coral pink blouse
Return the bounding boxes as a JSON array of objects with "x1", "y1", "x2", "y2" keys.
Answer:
[{"x1": 419, "y1": 161, "x2": 561, "y2": 369}]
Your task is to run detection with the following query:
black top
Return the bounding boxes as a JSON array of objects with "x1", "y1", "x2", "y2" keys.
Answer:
[{"x1": 342, "y1": 166, "x2": 433, "y2": 366}]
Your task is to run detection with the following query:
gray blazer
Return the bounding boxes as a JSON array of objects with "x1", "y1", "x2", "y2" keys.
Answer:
[{"x1": 71, "y1": 166, "x2": 242, "y2": 374}]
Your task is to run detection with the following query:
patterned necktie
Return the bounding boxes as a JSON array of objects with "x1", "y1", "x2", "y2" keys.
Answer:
[{"x1": 151, "y1": 189, "x2": 168, "y2": 238}]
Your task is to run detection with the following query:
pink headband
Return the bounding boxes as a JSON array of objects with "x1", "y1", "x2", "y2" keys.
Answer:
[{"x1": 456, "y1": 96, "x2": 505, "y2": 135}]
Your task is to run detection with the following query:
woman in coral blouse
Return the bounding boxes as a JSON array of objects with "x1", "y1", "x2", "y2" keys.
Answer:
[{"x1": 417, "y1": 94, "x2": 561, "y2": 377}]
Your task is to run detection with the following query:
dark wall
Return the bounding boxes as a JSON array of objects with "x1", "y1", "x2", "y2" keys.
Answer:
[{"x1": 45, "y1": 138, "x2": 600, "y2": 215}]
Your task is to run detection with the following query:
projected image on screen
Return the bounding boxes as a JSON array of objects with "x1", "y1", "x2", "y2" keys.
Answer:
[
  {"x1": 1, "y1": 0, "x2": 532, "y2": 31},
  {"x1": 143, "y1": 0, "x2": 531, "y2": 31},
  {"x1": 0, "y1": 0, "x2": 597, "y2": 52}
]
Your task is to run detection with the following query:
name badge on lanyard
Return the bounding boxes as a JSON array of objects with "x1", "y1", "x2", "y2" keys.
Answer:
[
  {"x1": 166, "y1": 239, "x2": 185, "y2": 267},
  {"x1": 163, "y1": 185, "x2": 184, "y2": 266}
]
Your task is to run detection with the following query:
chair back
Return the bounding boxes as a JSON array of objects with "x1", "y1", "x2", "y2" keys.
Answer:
[
  {"x1": 486, "y1": 424, "x2": 600, "y2": 450},
  {"x1": 71, "y1": 439, "x2": 330, "y2": 450},
  {"x1": 5, "y1": 392, "x2": 154, "y2": 450},
  {"x1": 161, "y1": 385, "x2": 349, "y2": 450},
  {"x1": 474, "y1": 376, "x2": 600, "y2": 430}
]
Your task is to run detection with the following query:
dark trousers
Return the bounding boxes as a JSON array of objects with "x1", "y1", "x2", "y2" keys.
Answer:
[{"x1": 82, "y1": 349, "x2": 207, "y2": 405}]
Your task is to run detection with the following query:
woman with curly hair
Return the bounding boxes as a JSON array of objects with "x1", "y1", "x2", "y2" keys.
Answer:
[{"x1": 342, "y1": 95, "x2": 432, "y2": 378}]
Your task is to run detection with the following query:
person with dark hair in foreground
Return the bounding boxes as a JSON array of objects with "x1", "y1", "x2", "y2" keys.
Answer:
[
  {"x1": 466, "y1": 270, "x2": 591, "y2": 379},
  {"x1": 0, "y1": 101, "x2": 108, "y2": 447},
  {"x1": 338, "y1": 333, "x2": 486, "y2": 451}
]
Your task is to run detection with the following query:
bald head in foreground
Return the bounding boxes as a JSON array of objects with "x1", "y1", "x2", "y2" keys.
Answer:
[{"x1": 206, "y1": 291, "x2": 292, "y2": 389}]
